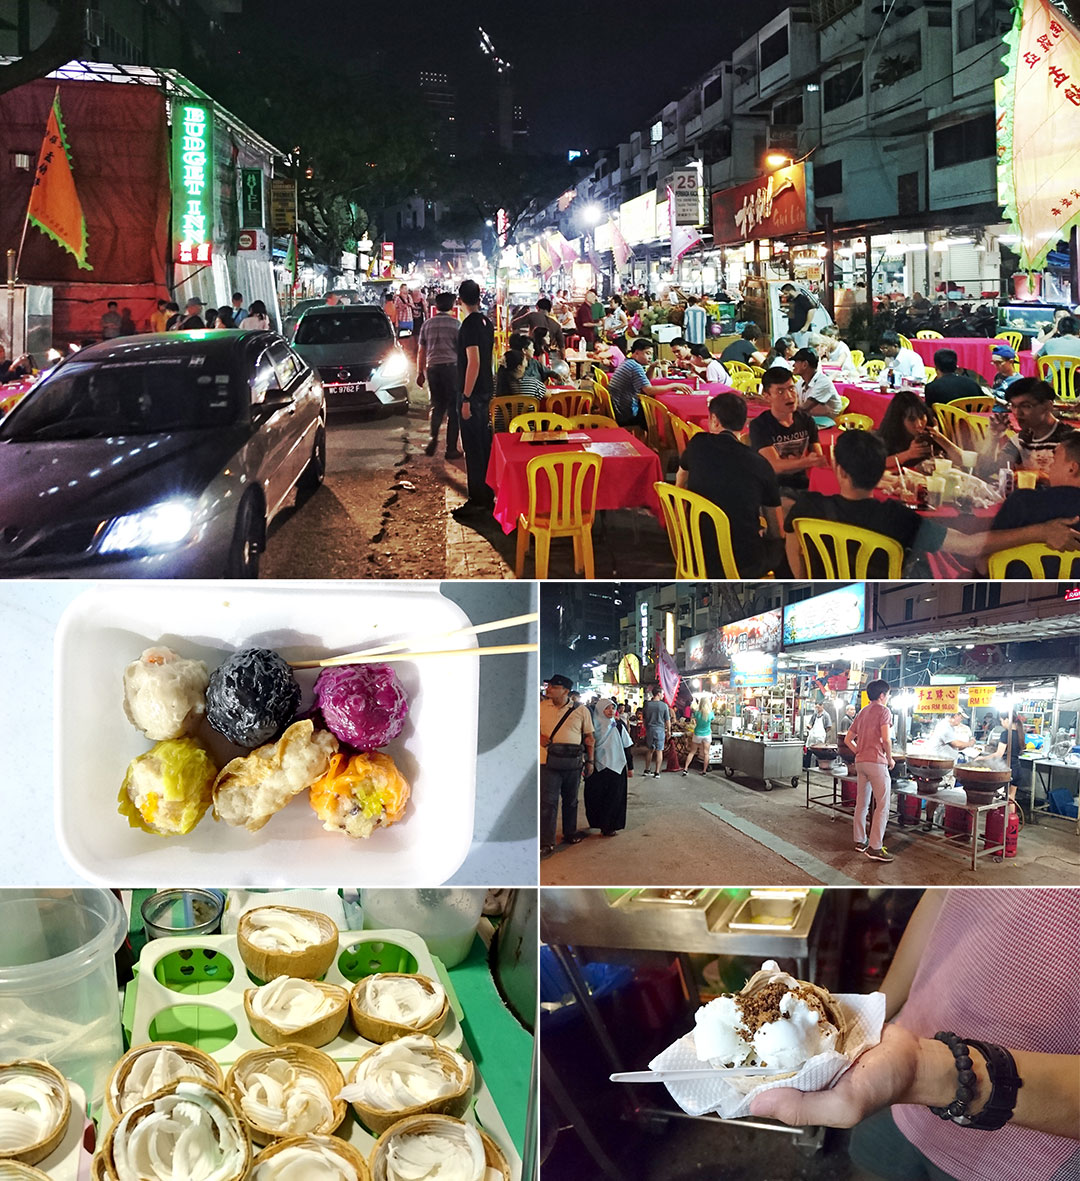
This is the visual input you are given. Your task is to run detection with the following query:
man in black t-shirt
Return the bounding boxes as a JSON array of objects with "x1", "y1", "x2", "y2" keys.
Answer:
[
  {"x1": 781, "y1": 283, "x2": 814, "y2": 343},
  {"x1": 455, "y1": 279, "x2": 495, "y2": 518},
  {"x1": 676, "y1": 391, "x2": 785, "y2": 577},
  {"x1": 923, "y1": 348, "x2": 986, "y2": 409},
  {"x1": 748, "y1": 367, "x2": 826, "y2": 500},
  {"x1": 990, "y1": 433, "x2": 1080, "y2": 540},
  {"x1": 720, "y1": 324, "x2": 762, "y2": 366}
]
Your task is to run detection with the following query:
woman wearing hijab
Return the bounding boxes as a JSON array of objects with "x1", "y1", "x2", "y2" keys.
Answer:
[{"x1": 584, "y1": 697, "x2": 633, "y2": 837}]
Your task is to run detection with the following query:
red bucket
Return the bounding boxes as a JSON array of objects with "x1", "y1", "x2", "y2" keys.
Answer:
[
  {"x1": 983, "y1": 805, "x2": 1019, "y2": 857},
  {"x1": 840, "y1": 777, "x2": 857, "y2": 806},
  {"x1": 897, "y1": 792, "x2": 922, "y2": 826},
  {"x1": 943, "y1": 805, "x2": 973, "y2": 840}
]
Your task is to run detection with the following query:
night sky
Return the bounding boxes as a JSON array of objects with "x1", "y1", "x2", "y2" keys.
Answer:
[{"x1": 246, "y1": 0, "x2": 787, "y2": 153}]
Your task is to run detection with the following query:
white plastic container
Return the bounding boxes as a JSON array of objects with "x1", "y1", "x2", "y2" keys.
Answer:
[
  {"x1": 0, "y1": 889, "x2": 126, "y2": 1107},
  {"x1": 54, "y1": 582, "x2": 479, "y2": 885}
]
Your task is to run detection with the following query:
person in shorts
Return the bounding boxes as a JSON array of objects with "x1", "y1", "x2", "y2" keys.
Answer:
[{"x1": 642, "y1": 688, "x2": 672, "y2": 779}]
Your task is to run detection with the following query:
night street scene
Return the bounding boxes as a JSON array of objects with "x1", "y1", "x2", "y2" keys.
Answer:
[
  {"x1": 1, "y1": 0, "x2": 1079, "y2": 580},
  {"x1": 539, "y1": 580, "x2": 1080, "y2": 886}
]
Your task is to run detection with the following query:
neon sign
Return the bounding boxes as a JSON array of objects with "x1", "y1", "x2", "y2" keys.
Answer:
[{"x1": 172, "y1": 102, "x2": 214, "y2": 264}]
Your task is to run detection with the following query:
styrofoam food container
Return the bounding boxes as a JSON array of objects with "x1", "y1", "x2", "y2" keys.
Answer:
[{"x1": 54, "y1": 582, "x2": 478, "y2": 885}]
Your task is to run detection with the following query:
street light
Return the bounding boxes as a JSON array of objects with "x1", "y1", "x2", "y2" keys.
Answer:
[
  {"x1": 582, "y1": 202, "x2": 604, "y2": 226},
  {"x1": 765, "y1": 152, "x2": 792, "y2": 169}
]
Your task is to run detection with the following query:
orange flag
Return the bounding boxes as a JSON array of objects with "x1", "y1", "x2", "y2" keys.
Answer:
[{"x1": 26, "y1": 88, "x2": 92, "y2": 271}]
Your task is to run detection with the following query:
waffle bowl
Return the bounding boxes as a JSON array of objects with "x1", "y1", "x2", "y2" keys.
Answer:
[
  {"x1": 99, "y1": 1081, "x2": 251, "y2": 1181},
  {"x1": 369, "y1": 1115, "x2": 510, "y2": 1181},
  {"x1": 0, "y1": 1060, "x2": 71, "y2": 1166},
  {"x1": 106, "y1": 1041, "x2": 224, "y2": 1121},
  {"x1": 0, "y1": 1162, "x2": 53, "y2": 1179},
  {"x1": 251, "y1": 1134, "x2": 371, "y2": 1180},
  {"x1": 226, "y1": 1044, "x2": 346, "y2": 1145},
  {"x1": 344, "y1": 1036, "x2": 474, "y2": 1136},
  {"x1": 349, "y1": 975, "x2": 449, "y2": 1044},
  {"x1": 238, "y1": 906, "x2": 340, "y2": 983},
  {"x1": 245, "y1": 978, "x2": 351, "y2": 1048}
]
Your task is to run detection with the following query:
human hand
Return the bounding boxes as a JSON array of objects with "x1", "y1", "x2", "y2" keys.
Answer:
[
  {"x1": 460, "y1": 400, "x2": 472, "y2": 421},
  {"x1": 540, "y1": 734, "x2": 550, "y2": 748},
  {"x1": 888, "y1": 757, "x2": 895, "y2": 769},
  {"x1": 1044, "y1": 517, "x2": 1080, "y2": 551},
  {"x1": 749, "y1": 1022, "x2": 922, "y2": 1129},
  {"x1": 416, "y1": 371, "x2": 426, "y2": 387}
]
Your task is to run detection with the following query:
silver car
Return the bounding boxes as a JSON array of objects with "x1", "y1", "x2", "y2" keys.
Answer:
[
  {"x1": 291, "y1": 304, "x2": 410, "y2": 414},
  {"x1": 0, "y1": 330, "x2": 325, "y2": 577}
]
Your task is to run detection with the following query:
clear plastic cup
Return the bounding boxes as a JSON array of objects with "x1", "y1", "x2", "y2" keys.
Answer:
[
  {"x1": 361, "y1": 889, "x2": 486, "y2": 968},
  {"x1": 0, "y1": 889, "x2": 126, "y2": 1106},
  {"x1": 925, "y1": 475, "x2": 946, "y2": 509},
  {"x1": 141, "y1": 888, "x2": 224, "y2": 939},
  {"x1": 960, "y1": 450, "x2": 978, "y2": 470},
  {"x1": 932, "y1": 458, "x2": 952, "y2": 476}
]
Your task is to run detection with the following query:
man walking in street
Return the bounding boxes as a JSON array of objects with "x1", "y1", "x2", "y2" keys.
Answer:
[
  {"x1": 642, "y1": 688, "x2": 671, "y2": 779},
  {"x1": 540, "y1": 675, "x2": 594, "y2": 858},
  {"x1": 416, "y1": 291, "x2": 462, "y2": 460},
  {"x1": 844, "y1": 679, "x2": 896, "y2": 862},
  {"x1": 454, "y1": 279, "x2": 495, "y2": 519}
]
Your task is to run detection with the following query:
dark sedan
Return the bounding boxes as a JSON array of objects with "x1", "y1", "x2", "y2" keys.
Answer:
[{"x1": 0, "y1": 330, "x2": 325, "y2": 577}]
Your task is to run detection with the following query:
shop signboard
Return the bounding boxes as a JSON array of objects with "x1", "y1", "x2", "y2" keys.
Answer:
[
  {"x1": 783, "y1": 584, "x2": 866, "y2": 647},
  {"x1": 730, "y1": 651, "x2": 778, "y2": 687},
  {"x1": 671, "y1": 168, "x2": 701, "y2": 226},
  {"x1": 269, "y1": 176, "x2": 296, "y2": 236},
  {"x1": 171, "y1": 101, "x2": 214, "y2": 264},
  {"x1": 915, "y1": 685, "x2": 960, "y2": 714},
  {"x1": 710, "y1": 163, "x2": 809, "y2": 245},
  {"x1": 617, "y1": 654, "x2": 641, "y2": 685},
  {"x1": 685, "y1": 630, "x2": 722, "y2": 672},
  {"x1": 241, "y1": 168, "x2": 264, "y2": 227},
  {"x1": 722, "y1": 609, "x2": 781, "y2": 659},
  {"x1": 966, "y1": 685, "x2": 998, "y2": 708},
  {"x1": 619, "y1": 191, "x2": 657, "y2": 246}
]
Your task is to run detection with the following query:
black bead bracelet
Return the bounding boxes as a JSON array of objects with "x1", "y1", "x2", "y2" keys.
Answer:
[
  {"x1": 930, "y1": 1031, "x2": 978, "y2": 1120},
  {"x1": 929, "y1": 1031, "x2": 1022, "y2": 1130}
]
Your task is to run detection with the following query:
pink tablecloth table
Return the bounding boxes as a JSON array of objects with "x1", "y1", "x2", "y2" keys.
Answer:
[
  {"x1": 486, "y1": 427, "x2": 664, "y2": 535},
  {"x1": 652, "y1": 385, "x2": 745, "y2": 428},
  {"x1": 834, "y1": 382, "x2": 894, "y2": 426},
  {"x1": 909, "y1": 337, "x2": 1037, "y2": 381}
]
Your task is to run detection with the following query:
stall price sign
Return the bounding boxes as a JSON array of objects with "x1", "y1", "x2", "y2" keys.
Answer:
[
  {"x1": 269, "y1": 176, "x2": 297, "y2": 236},
  {"x1": 915, "y1": 686, "x2": 960, "y2": 714},
  {"x1": 966, "y1": 685, "x2": 998, "y2": 708},
  {"x1": 171, "y1": 102, "x2": 214, "y2": 264},
  {"x1": 241, "y1": 168, "x2": 264, "y2": 227}
]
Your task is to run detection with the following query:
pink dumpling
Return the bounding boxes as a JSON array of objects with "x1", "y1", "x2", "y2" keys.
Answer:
[{"x1": 314, "y1": 663, "x2": 409, "y2": 749}]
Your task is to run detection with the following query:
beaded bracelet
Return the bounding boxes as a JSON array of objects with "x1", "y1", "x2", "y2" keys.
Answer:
[
  {"x1": 930, "y1": 1031, "x2": 978, "y2": 1120},
  {"x1": 929, "y1": 1031, "x2": 1022, "y2": 1130}
]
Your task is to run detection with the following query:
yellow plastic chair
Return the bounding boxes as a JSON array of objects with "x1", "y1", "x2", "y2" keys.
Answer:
[
  {"x1": 508, "y1": 411, "x2": 571, "y2": 434},
  {"x1": 948, "y1": 395, "x2": 995, "y2": 415},
  {"x1": 838, "y1": 395, "x2": 850, "y2": 412},
  {"x1": 1036, "y1": 354, "x2": 1080, "y2": 401},
  {"x1": 986, "y1": 544, "x2": 1080, "y2": 579},
  {"x1": 897, "y1": 334, "x2": 914, "y2": 351},
  {"x1": 933, "y1": 403, "x2": 987, "y2": 448},
  {"x1": 546, "y1": 390, "x2": 593, "y2": 418},
  {"x1": 654, "y1": 483, "x2": 746, "y2": 578},
  {"x1": 728, "y1": 372, "x2": 759, "y2": 394},
  {"x1": 591, "y1": 366, "x2": 611, "y2": 387},
  {"x1": 515, "y1": 451, "x2": 602, "y2": 579},
  {"x1": 924, "y1": 366, "x2": 938, "y2": 384},
  {"x1": 725, "y1": 360, "x2": 754, "y2": 377},
  {"x1": 490, "y1": 395, "x2": 539, "y2": 433},
  {"x1": 850, "y1": 349, "x2": 864, "y2": 368},
  {"x1": 570, "y1": 414, "x2": 618, "y2": 430},
  {"x1": 669, "y1": 415, "x2": 703, "y2": 457},
  {"x1": 749, "y1": 365, "x2": 765, "y2": 378},
  {"x1": 794, "y1": 519, "x2": 904, "y2": 578},
  {"x1": 995, "y1": 330, "x2": 1024, "y2": 351},
  {"x1": 639, "y1": 395, "x2": 677, "y2": 468},
  {"x1": 591, "y1": 382, "x2": 615, "y2": 419},
  {"x1": 836, "y1": 412, "x2": 874, "y2": 431},
  {"x1": 916, "y1": 330, "x2": 943, "y2": 339},
  {"x1": 863, "y1": 358, "x2": 886, "y2": 378}
]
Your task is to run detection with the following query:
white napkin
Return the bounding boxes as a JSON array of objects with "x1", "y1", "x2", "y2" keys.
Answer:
[
  {"x1": 221, "y1": 889, "x2": 348, "y2": 933},
  {"x1": 648, "y1": 990, "x2": 887, "y2": 1119}
]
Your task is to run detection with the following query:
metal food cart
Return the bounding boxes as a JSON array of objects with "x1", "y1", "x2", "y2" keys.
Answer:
[{"x1": 721, "y1": 735, "x2": 804, "y2": 790}]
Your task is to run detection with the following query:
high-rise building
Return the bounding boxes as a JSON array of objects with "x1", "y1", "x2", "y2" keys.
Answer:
[{"x1": 419, "y1": 70, "x2": 458, "y2": 155}]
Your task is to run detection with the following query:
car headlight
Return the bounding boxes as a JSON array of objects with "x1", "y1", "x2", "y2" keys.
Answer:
[
  {"x1": 99, "y1": 500, "x2": 196, "y2": 554},
  {"x1": 375, "y1": 351, "x2": 408, "y2": 381}
]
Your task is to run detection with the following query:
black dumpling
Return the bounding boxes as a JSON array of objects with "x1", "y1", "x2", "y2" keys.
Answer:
[{"x1": 205, "y1": 648, "x2": 301, "y2": 748}]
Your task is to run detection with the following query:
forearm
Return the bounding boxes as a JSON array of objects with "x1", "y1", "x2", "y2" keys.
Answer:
[
  {"x1": 416, "y1": 345, "x2": 428, "y2": 375},
  {"x1": 880, "y1": 890, "x2": 948, "y2": 1019},
  {"x1": 463, "y1": 356, "x2": 480, "y2": 399}
]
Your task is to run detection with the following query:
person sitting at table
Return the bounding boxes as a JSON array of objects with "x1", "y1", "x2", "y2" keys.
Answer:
[
  {"x1": 688, "y1": 345, "x2": 730, "y2": 386},
  {"x1": 511, "y1": 296, "x2": 565, "y2": 352},
  {"x1": 878, "y1": 389, "x2": 964, "y2": 470},
  {"x1": 667, "y1": 337, "x2": 694, "y2": 370},
  {"x1": 983, "y1": 377, "x2": 1074, "y2": 478},
  {"x1": 923, "y1": 348, "x2": 985, "y2": 409},
  {"x1": 720, "y1": 323, "x2": 762, "y2": 367},
  {"x1": 764, "y1": 336, "x2": 796, "y2": 370},
  {"x1": 792, "y1": 347, "x2": 843, "y2": 425},
  {"x1": 608, "y1": 338, "x2": 692, "y2": 428},
  {"x1": 989, "y1": 431, "x2": 1080, "y2": 536},
  {"x1": 749, "y1": 367, "x2": 827, "y2": 502},
  {"x1": 990, "y1": 343, "x2": 1025, "y2": 401},
  {"x1": 676, "y1": 391, "x2": 785, "y2": 577},
  {"x1": 510, "y1": 332, "x2": 558, "y2": 387},
  {"x1": 495, "y1": 348, "x2": 527, "y2": 400},
  {"x1": 587, "y1": 338, "x2": 625, "y2": 371},
  {"x1": 784, "y1": 429, "x2": 1080, "y2": 578},
  {"x1": 880, "y1": 330, "x2": 925, "y2": 382},
  {"x1": 814, "y1": 326, "x2": 860, "y2": 378}
]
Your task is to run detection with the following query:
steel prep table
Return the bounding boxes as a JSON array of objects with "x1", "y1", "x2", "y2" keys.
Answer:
[{"x1": 721, "y1": 735, "x2": 804, "y2": 790}]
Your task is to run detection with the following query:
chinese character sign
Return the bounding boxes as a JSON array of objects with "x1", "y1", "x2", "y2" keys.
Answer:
[
  {"x1": 171, "y1": 102, "x2": 214, "y2": 264},
  {"x1": 915, "y1": 686, "x2": 960, "y2": 714},
  {"x1": 966, "y1": 685, "x2": 998, "y2": 708},
  {"x1": 711, "y1": 164, "x2": 809, "y2": 245},
  {"x1": 999, "y1": 0, "x2": 1080, "y2": 271},
  {"x1": 26, "y1": 88, "x2": 92, "y2": 271}
]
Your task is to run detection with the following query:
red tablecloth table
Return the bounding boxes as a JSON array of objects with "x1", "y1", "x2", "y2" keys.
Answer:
[
  {"x1": 486, "y1": 427, "x2": 664, "y2": 535},
  {"x1": 834, "y1": 382, "x2": 895, "y2": 425},
  {"x1": 908, "y1": 337, "x2": 1037, "y2": 381}
]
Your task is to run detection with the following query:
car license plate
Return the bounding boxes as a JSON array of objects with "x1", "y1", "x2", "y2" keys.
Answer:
[{"x1": 333, "y1": 382, "x2": 365, "y2": 393}]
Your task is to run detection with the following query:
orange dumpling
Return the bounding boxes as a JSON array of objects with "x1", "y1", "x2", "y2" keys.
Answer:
[{"x1": 308, "y1": 751, "x2": 410, "y2": 839}]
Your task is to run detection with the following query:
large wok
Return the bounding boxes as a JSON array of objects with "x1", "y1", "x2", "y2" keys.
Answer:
[{"x1": 953, "y1": 763, "x2": 1011, "y2": 805}]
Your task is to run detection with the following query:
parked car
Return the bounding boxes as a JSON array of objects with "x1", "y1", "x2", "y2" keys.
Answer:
[
  {"x1": 282, "y1": 297, "x2": 329, "y2": 341},
  {"x1": 0, "y1": 330, "x2": 325, "y2": 578},
  {"x1": 290, "y1": 304, "x2": 410, "y2": 414}
]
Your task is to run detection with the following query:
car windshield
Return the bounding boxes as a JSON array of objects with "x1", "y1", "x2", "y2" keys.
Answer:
[
  {"x1": 0, "y1": 357, "x2": 239, "y2": 441},
  {"x1": 294, "y1": 313, "x2": 391, "y2": 345}
]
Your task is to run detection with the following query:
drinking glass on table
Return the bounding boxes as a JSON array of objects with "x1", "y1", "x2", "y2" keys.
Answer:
[{"x1": 925, "y1": 475, "x2": 945, "y2": 509}]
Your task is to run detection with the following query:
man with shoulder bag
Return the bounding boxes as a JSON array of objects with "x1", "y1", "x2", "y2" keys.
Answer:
[{"x1": 540, "y1": 675, "x2": 594, "y2": 858}]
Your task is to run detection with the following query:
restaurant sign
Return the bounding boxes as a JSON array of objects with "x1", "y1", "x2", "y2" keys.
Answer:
[
  {"x1": 685, "y1": 630, "x2": 723, "y2": 673},
  {"x1": 966, "y1": 685, "x2": 998, "y2": 708},
  {"x1": 722, "y1": 609, "x2": 781, "y2": 659},
  {"x1": 730, "y1": 651, "x2": 779, "y2": 688},
  {"x1": 915, "y1": 685, "x2": 960, "y2": 714},
  {"x1": 241, "y1": 168, "x2": 264, "y2": 227},
  {"x1": 171, "y1": 102, "x2": 214, "y2": 264},
  {"x1": 782, "y1": 584, "x2": 866, "y2": 647},
  {"x1": 710, "y1": 163, "x2": 809, "y2": 246}
]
